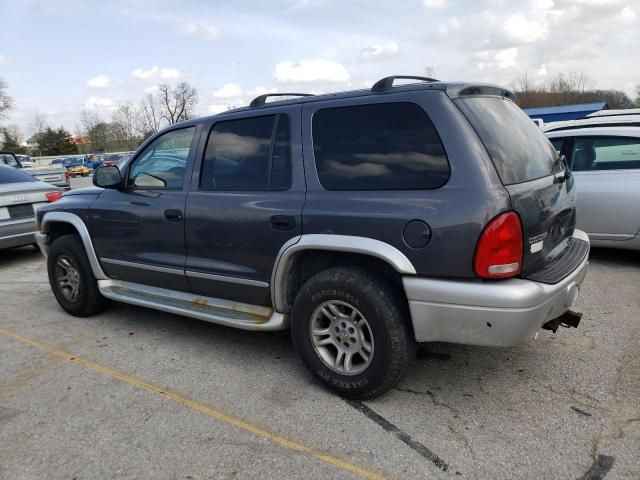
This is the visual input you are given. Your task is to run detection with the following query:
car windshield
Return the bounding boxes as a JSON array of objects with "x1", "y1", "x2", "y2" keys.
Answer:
[
  {"x1": 455, "y1": 96, "x2": 560, "y2": 185},
  {"x1": 0, "y1": 166, "x2": 38, "y2": 184}
]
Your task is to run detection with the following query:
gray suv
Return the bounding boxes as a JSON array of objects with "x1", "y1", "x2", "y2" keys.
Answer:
[{"x1": 35, "y1": 76, "x2": 590, "y2": 398}]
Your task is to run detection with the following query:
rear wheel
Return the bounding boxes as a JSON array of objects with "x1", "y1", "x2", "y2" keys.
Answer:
[
  {"x1": 47, "y1": 234, "x2": 109, "y2": 317},
  {"x1": 291, "y1": 266, "x2": 416, "y2": 399}
]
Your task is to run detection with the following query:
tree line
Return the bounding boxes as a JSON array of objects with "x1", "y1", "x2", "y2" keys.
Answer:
[
  {"x1": 512, "y1": 72, "x2": 640, "y2": 109},
  {"x1": 0, "y1": 79, "x2": 198, "y2": 156}
]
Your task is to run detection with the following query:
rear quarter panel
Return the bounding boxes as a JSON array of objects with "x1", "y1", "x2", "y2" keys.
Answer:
[{"x1": 301, "y1": 90, "x2": 510, "y2": 279}]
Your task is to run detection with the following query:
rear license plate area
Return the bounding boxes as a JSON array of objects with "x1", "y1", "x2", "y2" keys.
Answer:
[{"x1": 8, "y1": 203, "x2": 34, "y2": 219}]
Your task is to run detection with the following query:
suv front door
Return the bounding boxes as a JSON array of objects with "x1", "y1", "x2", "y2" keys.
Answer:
[
  {"x1": 184, "y1": 107, "x2": 304, "y2": 306},
  {"x1": 91, "y1": 125, "x2": 200, "y2": 291}
]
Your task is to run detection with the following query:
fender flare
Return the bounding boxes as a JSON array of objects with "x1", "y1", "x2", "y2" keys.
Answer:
[
  {"x1": 270, "y1": 234, "x2": 416, "y2": 313},
  {"x1": 41, "y1": 212, "x2": 108, "y2": 280}
]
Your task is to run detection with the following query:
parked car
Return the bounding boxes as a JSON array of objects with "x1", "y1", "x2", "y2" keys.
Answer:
[
  {"x1": 16, "y1": 154, "x2": 34, "y2": 167},
  {"x1": 0, "y1": 164, "x2": 62, "y2": 250},
  {"x1": 542, "y1": 114, "x2": 640, "y2": 133},
  {"x1": 64, "y1": 158, "x2": 91, "y2": 177},
  {"x1": 546, "y1": 126, "x2": 640, "y2": 250},
  {"x1": 102, "y1": 153, "x2": 123, "y2": 167},
  {"x1": 35, "y1": 76, "x2": 589, "y2": 398},
  {"x1": 0, "y1": 151, "x2": 70, "y2": 190}
]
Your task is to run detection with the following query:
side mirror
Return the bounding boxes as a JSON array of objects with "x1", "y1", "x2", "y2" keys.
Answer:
[{"x1": 93, "y1": 165, "x2": 122, "y2": 189}]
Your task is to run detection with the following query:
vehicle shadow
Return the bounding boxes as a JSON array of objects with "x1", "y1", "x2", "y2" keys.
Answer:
[
  {"x1": 0, "y1": 246, "x2": 41, "y2": 267},
  {"x1": 589, "y1": 246, "x2": 640, "y2": 267}
]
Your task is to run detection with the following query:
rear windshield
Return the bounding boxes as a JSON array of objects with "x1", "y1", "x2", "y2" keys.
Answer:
[
  {"x1": 0, "y1": 166, "x2": 38, "y2": 184},
  {"x1": 456, "y1": 96, "x2": 559, "y2": 185}
]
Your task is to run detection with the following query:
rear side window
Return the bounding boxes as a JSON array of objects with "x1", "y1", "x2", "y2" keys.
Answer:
[
  {"x1": 200, "y1": 114, "x2": 291, "y2": 191},
  {"x1": 0, "y1": 166, "x2": 37, "y2": 184},
  {"x1": 312, "y1": 102, "x2": 449, "y2": 190},
  {"x1": 456, "y1": 97, "x2": 559, "y2": 185},
  {"x1": 571, "y1": 137, "x2": 640, "y2": 171}
]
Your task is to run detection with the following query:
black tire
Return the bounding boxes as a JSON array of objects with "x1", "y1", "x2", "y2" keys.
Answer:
[
  {"x1": 47, "y1": 234, "x2": 109, "y2": 317},
  {"x1": 291, "y1": 266, "x2": 416, "y2": 399}
]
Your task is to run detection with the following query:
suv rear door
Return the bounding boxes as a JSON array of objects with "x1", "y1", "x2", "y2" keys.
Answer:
[
  {"x1": 455, "y1": 95, "x2": 578, "y2": 277},
  {"x1": 183, "y1": 105, "x2": 304, "y2": 306},
  {"x1": 90, "y1": 125, "x2": 200, "y2": 292}
]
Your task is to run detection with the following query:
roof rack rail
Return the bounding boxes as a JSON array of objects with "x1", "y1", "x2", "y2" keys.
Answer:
[
  {"x1": 371, "y1": 75, "x2": 440, "y2": 93},
  {"x1": 250, "y1": 93, "x2": 314, "y2": 108}
]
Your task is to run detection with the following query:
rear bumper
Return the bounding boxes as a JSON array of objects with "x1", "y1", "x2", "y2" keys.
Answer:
[
  {"x1": 404, "y1": 229, "x2": 590, "y2": 347},
  {"x1": 0, "y1": 220, "x2": 36, "y2": 250}
]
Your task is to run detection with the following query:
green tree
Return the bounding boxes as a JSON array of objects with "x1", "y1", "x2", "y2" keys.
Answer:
[
  {"x1": 0, "y1": 128, "x2": 26, "y2": 153},
  {"x1": 39, "y1": 127, "x2": 77, "y2": 155}
]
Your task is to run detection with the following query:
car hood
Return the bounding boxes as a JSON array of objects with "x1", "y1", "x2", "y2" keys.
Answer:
[{"x1": 63, "y1": 186, "x2": 103, "y2": 196}]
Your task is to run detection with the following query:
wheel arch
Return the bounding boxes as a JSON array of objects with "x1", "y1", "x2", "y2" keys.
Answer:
[
  {"x1": 41, "y1": 212, "x2": 108, "y2": 280},
  {"x1": 271, "y1": 234, "x2": 416, "y2": 313}
]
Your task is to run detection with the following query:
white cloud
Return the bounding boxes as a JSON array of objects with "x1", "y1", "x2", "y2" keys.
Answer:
[
  {"x1": 494, "y1": 47, "x2": 518, "y2": 68},
  {"x1": 144, "y1": 85, "x2": 159, "y2": 94},
  {"x1": 130, "y1": 66, "x2": 185, "y2": 80},
  {"x1": 274, "y1": 59, "x2": 350, "y2": 83},
  {"x1": 246, "y1": 86, "x2": 278, "y2": 97},
  {"x1": 86, "y1": 74, "x2": 111, "y2": 88},
  {"x1": 359, "y1": 41, "x2": 400, "y2": 61},
  {"x1": 503, "y1": 15, "x2": 547, "y2": 44},
  {"x1": 0, "y1": 53, "x2": 6, "y2": 66},
  {"x1": 423, "y1": 0, "x2": 451, "y2": 8},
  {"x1": 178, "y1": 20, "x2": 220, "y2": 41},
  {"x1": 84, "y1": 96, "x2": 115, "y2": 110},
  {"x1": 208, "y1": 103, "x2": 233, "y2": 114},
  {"x1": 213, "y1": 83, "x2": 242, "y2": 98}
]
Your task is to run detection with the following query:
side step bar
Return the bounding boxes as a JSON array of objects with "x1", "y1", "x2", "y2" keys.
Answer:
[{"x1": 98, "y1": 279, "x2": 288, "y2": 331}]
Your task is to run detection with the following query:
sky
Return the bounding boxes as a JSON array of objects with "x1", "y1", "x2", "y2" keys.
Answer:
[{"x1": 0, "y1": 0, "x2": 638, "y2": 136}]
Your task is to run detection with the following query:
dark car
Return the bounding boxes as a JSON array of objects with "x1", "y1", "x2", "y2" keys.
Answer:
[{"x1": 35, "y1": 75, "x2": 589, "y2": 398}]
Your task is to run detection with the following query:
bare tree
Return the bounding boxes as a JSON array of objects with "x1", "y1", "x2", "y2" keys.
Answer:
[
  {"x1": 28, "y1": 111, "x2": 49, "y2": 156},
  {"x1": 80, "y1": 109, "x2": 110, "y2": 152},
  {"x1": 111, "y1": 103, "x2": 139, "y2": 150},
  {"x1": 140, "y1": 93, "x2": 162, "y2": 136},
  {"x1": 0, "y1": 78, "x2": 13, "y2": 120},
  {"x1": 157, "y1": 82, "x2": 198, "y2": 125}
]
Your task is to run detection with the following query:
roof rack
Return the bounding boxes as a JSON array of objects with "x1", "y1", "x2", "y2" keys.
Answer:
[
  {"x1": 371, "y1": 75, "x2": 440, "y2": 93},
  {"x1": 250, "y1": 93, "x2": 314, "y2": 108}
]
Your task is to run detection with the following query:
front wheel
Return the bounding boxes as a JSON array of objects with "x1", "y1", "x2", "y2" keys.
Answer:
[
  {"x1": 47, "y1": 234, "x2": 109, "y2": 317},
  {"x1": 291, "y1": 266, "x2": 416, "y2": 399}
]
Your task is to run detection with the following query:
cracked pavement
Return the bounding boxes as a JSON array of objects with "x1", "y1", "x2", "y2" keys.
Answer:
[{"x1": 0, "y1": 235, "x2": 639, "y2": 479}]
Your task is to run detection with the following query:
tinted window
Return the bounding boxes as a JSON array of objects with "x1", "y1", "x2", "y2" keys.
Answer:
[
  {"x1": 128, "y1": 127, "x2": 195, "y2": 190},
  {"x1": 456, "y1": 97, "x2": 560, "y2": 185},
  {"x1": 550, "y1": 138, "x2": 564, "y2": 154},
  {"x1": 0, "y1": 165, "x2": 37, "y2": 184},
  {"x1": 312, "y1": 103, "x2": 449, "y2": 190},
  {"x1": 571, "y1": 137, "x2": 640, "y2": 171},
  {"x1": 200, "y1": 114, "x2": 291, "y2": 190}
]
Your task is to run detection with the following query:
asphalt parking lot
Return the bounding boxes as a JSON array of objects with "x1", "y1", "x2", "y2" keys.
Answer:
[{"x1": 1, "y1": 177, "x2": 639, "y2": 479}]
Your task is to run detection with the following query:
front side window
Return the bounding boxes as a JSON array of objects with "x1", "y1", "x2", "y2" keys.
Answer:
[
  {"x1": 128, "y1": 127, "x2": 195, "y2": 190},
  {"x1": 312, "y1": 102, "x2": 449, "y2": 190},
  {"x1": 200, "y1": 114, "x2": 291, "y2": 191},
  {"x1": 571, "y1": 137, "x2": 640, "y2": 171}
]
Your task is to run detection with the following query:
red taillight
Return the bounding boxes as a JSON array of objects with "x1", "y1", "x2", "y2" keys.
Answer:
[
  {"x1": 474, "y1": 211, "x2": 523, "y2": 279},
  {"x1": 45, "y1": 191, "x2": 63, "y2": 202}
]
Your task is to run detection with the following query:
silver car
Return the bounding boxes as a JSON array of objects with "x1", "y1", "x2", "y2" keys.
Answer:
[
  {"x1": 0, "y1": 164, "x2": 63, "y2": 250},
  {"x1": 546, "y1": 126, "x2": 640, "y2": 250}
]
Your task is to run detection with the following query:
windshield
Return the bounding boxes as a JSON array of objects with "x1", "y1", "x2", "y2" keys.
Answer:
[
  {"x1": 0, "y1": 166, "x2": 38, "y2": 184},
  {"x1": 455, "y1": 96, "x2": 559, "y2": 185}
]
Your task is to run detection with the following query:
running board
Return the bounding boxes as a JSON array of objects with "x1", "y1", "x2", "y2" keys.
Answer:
[{"x1": 97, "y1": 279, "x2": 288, "y2": 331}]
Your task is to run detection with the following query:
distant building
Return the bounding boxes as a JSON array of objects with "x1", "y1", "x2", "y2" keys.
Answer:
[
  {"x1": 71, "y1": 135, "x2": 90, "y2": 144},
  {"x1": 523, "y1": 102, "x2": 608, "y2": 123}
]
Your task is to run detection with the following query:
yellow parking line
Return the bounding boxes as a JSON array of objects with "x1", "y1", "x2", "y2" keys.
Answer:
[{"x1": 0, "y1": 326, "x2": 389, "y2": 480}]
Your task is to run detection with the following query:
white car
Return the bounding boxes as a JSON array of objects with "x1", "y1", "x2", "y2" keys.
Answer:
[{"x1": 545, "y1": 126, "x2": 640, "y2": 250}]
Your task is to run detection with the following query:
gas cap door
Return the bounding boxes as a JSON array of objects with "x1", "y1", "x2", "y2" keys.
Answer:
[{"x1": 403, "y1": 220, "x2": 432, "y2": 249}]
